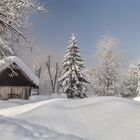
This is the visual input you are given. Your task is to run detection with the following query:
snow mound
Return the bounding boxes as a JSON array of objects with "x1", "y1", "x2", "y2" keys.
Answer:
[
  {"x1": 51, "y1": 93, "x2": 67, "y2": 98},
  {"x1": 29, "y1": 95, "x2": 50, "y2": 101},
  {"x1": 0, "y1": 116, "x2": 84, "y2": 140},
  {"x1": 133, "y1": 97, "x2": 140, "y2": 101},
  {"x1": 8, "y1": 99, "x2": 33, "y2": 105},
  {"x1": 0, "y1": 99, "x2": 60, "y2": 117},
  {"x1": 1, "y1": 97, "x2": 140, "y2": 139},
  {"x1": 29, "y1": 94, "x2": 67, "y2": 101}
]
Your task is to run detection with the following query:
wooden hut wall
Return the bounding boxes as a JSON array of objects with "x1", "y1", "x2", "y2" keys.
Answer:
[{"x1": 0, "y1": 86, "x2": 31, "y2": 100}]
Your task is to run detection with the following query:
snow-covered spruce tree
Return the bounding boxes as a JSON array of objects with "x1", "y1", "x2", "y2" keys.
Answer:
[
  {"x1": 92, "y1": 34, "x2": 122, "y2": 96},
  {"x1": 59, "y1": 34, "x2": 88, "y2": 98}
]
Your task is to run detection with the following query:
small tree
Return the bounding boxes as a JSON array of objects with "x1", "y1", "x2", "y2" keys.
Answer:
[{"x1": 59, "y1": 34, "x2": 88, "y2": 98}]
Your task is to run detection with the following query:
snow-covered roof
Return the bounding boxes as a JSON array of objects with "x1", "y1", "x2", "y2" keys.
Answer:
[{"x1": 0, "y1": 56, "x2": 39, "y2": 86}]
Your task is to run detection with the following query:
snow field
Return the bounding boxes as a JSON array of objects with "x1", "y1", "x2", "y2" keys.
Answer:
[
  {"x1": 16, "y1": 97, "x2": 140, "y2": 140},
  {"x1": 0, "y1": 96, "x2": 140, "y2": 139},
  {"x1": 0, "y1": 116, "x2": 84, "y2": 140}
]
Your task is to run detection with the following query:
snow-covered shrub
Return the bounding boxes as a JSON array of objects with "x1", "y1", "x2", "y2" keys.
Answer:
[
  {"x1": 121, "y1": 63, "x2": 138, "y2": 98},
  {"x1": 121, "y1": 74, "x2": 138, "y2": 98}
]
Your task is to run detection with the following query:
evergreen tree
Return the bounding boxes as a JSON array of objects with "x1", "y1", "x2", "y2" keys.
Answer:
[{"x1": 59, "y1": 34, "x2": 88, "y2": 98}]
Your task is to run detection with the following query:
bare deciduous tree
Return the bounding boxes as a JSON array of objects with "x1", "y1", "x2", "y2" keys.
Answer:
[{"x1": 46, "y1": 56, "x2": 60, "y2": 93}]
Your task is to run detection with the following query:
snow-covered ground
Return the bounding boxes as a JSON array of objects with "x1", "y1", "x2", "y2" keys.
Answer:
[
  {"x1": 0, "y1": 116, "x2": 84, "y2": 140},
  {"x1": 0, "y1": 100, "x2": 18, "y2": 109},
  {"x1": 0, "y1": 96, "x2": 140, "y2": 140},
  {"x1": 133, "y1": 96, "x2": 140, "y2": 101}
]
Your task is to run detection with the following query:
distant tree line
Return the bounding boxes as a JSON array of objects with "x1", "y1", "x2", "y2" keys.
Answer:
[{"x1": 42, "y1": 33, "x2": 140, "y2": 99}]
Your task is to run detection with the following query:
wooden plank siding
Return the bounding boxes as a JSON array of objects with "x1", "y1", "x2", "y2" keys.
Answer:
[{"x1": 0, "y1": 86, "x2": 31, "y2": 100}]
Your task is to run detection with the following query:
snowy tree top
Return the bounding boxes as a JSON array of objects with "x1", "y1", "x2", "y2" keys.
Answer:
[{"x1": 71, "y1": 33, "x2": 76, "y2": 40}]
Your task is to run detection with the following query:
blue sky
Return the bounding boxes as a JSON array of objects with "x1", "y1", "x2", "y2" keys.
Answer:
[{"x1": 31, "y1": 0, "x2": 140, "y2": 66}]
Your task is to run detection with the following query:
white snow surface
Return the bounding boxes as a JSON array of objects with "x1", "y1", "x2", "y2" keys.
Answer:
[
  {"x1": 0, "y1": 56, "x2": 39, "y2": 86},
  {"x1": 0, "y1": 96, "x2": 140, "y2": 139},
  {"x1": 0, "y1": 116, "x2": 83, "y2": 140},
  {"x1": 29, "y1": 93, "x2": 67, "y2": 101},
  {"x1": 0, "y1": 99, "x2": 58, "y2": 117},
  {"x1": 133, "y1": 96, "x2": 140, "y2": 101},
  {"x1": 0, "y1": 100, "x2": 18, "y2": 109}
]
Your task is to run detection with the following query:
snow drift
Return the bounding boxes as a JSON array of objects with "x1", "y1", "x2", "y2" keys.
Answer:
[
  {"x1": 133, "y1": 96, "x2": 140, "y2": 101},
  {"x1": 16, "y1": 97, "x2": 140, "y2": 140},
  {"x1": 0, "y1": 97, "x2": 140, "y2": 140}
]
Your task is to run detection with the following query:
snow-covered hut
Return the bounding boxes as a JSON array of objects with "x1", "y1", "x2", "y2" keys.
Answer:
[{"x1": 0, "y1": 56, "x2": 39, "y2": 100}]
